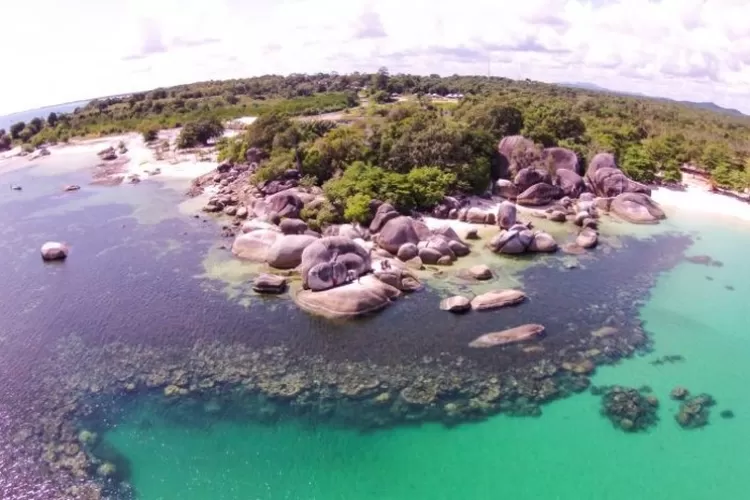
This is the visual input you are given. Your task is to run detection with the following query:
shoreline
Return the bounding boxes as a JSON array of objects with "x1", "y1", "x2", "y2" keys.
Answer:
[{"x1": 651, "y1": 175, "x2": 750, "y2": 223}]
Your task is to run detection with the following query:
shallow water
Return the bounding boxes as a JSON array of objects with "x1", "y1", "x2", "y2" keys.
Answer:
[{"x1": 1, "y1": 153, "x2": 747, "y2": 499}]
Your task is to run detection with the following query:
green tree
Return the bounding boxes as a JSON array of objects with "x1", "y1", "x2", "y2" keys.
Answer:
[
  {"x1": 28, "y1": 117, "x2": 43, "y2": 134},
  {"x1": 9, "y1": 122, "x2": 25, "y2": 140},
  {"x1": 47, "y1": 112, "x2": 58, "y2": 127},
  {"x1": 0, "y1": 134, "x2": 11, "y2": 151},
  {"x1": 372, "y1": 67, "x2": 389, "y2": 91},
  {"x1": 177, "y1": 118, "x2": 224, "y2": 148},
  {"x1": 620, "y1": 144, "x2": 657, "y2": 183}
]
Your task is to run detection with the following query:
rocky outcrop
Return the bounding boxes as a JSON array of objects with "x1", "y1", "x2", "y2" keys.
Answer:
[
  {"x1": 440, "y1": 295, "x2": 471, "y2": 313},
  {"x1": 377, "y1": 216, "x2": 421, "y2": 254},
  {"x1": 610, "y1": 193, "x2": 666, "y2": 224},
  {"x1": 514, "y1": 167, "x2": 551, "y2": 193},
  {"x1": 460, "y1": 207, "x2": 496, "y2": 225},
  {"x1": 516, "y1": 183, "x2": 564, "y2": 206},
  {"x1": 266, "y1": 190, "x2": 304, "y2": 219},
  {"x1": 253, "y1": 274, "x2": 287, "y2": 294},
  {"x1": 469, "y1": 324, "x2": 545, "y2": 348},
  {"x1": 542, "y1": 147, "x2": 581, "y2": 175},
  {"x1": 369, "y1": 203, "x2": 399, "y2": 233},
  {"x1": 371, "y1": 260, "x2": 422, "y2": 292},
  {"x1": 587, "y1": 167, "x2": 651, "y2": 198},
  {"x1": 497, "y1": 201, "x2": 517, "y2": 230},
  {"x1": 489, "y1": 226, "x2": 557, "y2": 255},
  {"x1": 497, "y1": 135, "x2": 536, "y2": 177},
  {"x1": 396, "y1": 243, "x2": 418, "y2": 261},
  {"x1": 495, "y1": 179, "x2": 519, "y2": 200},
  {"x1": 300, "y1": 237, "x2": 371, "y2": 291},
  {"x1": 294, "y1": 274, "x2": 401, "y2": 319},
  {"x1": 232, "y1": 229, "x2": 281, "y2": 262},
  {"x1": 555, "y1": 169, "x2": 585, "y2": 198},
  {"x1": 279, "y1": 218, "x2": 309, "y2": 235},
  {"x1": 266, "y1": 234, "x2": 319, "y2": 269},
  {"x1": 470, "y1": 289, "x2": 526, "y2": 311},
  {"x1": 41, "y1": 242, "x2": 68, "y2": 261}
]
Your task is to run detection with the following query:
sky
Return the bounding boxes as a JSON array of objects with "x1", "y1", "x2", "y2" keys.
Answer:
[{"x1": 2, "y1": 0, "x2": 750, "y2": 115}]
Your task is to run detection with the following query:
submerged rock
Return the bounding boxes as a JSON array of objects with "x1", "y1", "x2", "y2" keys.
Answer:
[
  {"x1": 41, "y1": 242, "x2": 68, "y2": 261},
  {"x1": 469, "y1": 324, "x2": 545, "y2": 348},
  {"x1": 439, "y1": 295, "x2": 471, "y2": 313},
  {"x1": 253, "y1": 274, "x2": 287, "y2": 294},
  {"x1": 600, "y1": 386, "x2": 658, "y2": 432},
  {"x1": 675, "y1": 394, "x2": 715, "y2": 429},
  {"x1": 470, "y1": 289, "x2": 526, "y2": 311},
  {"x1": 294, "y1": 274, "x2": 401, "y2": 319},
  {"x1": 469, "y1": 264, "x2": 493, "y2": 280},
  {"x1": 576, "y1": 228, "x2": 598, "y2": 249}
]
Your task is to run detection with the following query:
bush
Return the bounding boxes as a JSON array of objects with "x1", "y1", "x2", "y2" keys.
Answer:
[
  {"x1": 300, "y1": 199, "x2": 340, "y2": 231},
  {"x1": 139, "y1": 123, "x2": 160, "y2": 142},
  {"x1": 253, "y1": 151, "x2": 296, "y2": 184},
  {"x1": 177, "y1": 117, "x2": 224, "y2": 148}
]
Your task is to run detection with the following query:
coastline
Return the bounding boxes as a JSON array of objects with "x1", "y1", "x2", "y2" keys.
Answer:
[{"x1": 651, "y1": 174, "x2": 750, "y2": 223}]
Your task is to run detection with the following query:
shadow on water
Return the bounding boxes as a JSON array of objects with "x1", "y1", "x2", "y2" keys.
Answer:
[{"x1": 0, "y1": 165, "x2": 694, "y2": 499}]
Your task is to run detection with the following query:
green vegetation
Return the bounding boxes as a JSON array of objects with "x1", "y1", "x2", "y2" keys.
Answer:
[
  {"x1": 177, "y1": 117, "x2": 224, "y2": 148},
  {"x1": 5, "y1": 70, "x2": 750, "y2": 192}
]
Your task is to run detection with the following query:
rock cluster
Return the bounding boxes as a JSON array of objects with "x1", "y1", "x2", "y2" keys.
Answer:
[
  {"x1": 675, "y1": 393, "x2": 716, "y2": 429},
  {"x1": 494, "y1": 137, "x2": 666, "y2": 225},
  {"x1": 600, "y1": 386, "x2": 659, "y2": 432}
]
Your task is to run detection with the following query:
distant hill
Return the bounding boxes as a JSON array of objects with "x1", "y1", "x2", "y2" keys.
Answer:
[{"x1": 560, "y1": 82, "x2": 746, "y2": 118}]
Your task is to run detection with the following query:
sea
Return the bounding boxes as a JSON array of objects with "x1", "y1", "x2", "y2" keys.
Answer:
[
  {"x1": 0, "y1": 100, "x2": 90, "y2": 131},
  {"x1": 0, "y1": 147, "x2": 748, "y2": 500}
]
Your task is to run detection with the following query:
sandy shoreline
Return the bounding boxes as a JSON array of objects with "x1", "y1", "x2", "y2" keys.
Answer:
[{"x1": 651, "y1": 176, "x2": 750, "y2": 222}]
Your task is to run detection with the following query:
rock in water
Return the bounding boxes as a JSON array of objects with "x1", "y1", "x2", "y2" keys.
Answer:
[
  {"x1": 41, "y1": 242, "x2": 68, "y2": 261},
  {"x1": 397, "y1": 243, "x2": 418, "y2": 261},
  {"x1": 293, "y1": 274, "x2": 401, "y2": 319},
  {"x1": 63, "y1": 184, "x2": 81, "y2": 192},
  {"x1": 253, "y1": 274, "x2": 287, "y2": 294},
  {"x1": 610, "y1": 193, "x2": 666, "y2": 224},
  {"x1": 440, "y1": 295, "x2": 471, "y2": 313},
  {"x1": 528, "y1": 232, "x2": 557, "y2": 253},
  {"x1": 469, "y1": 324, "x2": 545, "y2": 347},
  {"x1": 231, "y1": 229, "x2": 281, "y2": 262},
  {"x1": 470, "y1": 289, "x2": 526, "y2": 310},
  {"x1": 600, "y1": 386, "x2": 658, "y2": 432},
  {"x1": 266, "y1": 234, "x2": 319, "y2": 269},
  {"x1": 576, "y1": 228, "x2": 598, "y2": 249},
  {"x1": 469, "y1": 264, "x2": 493, "y2": 280}
]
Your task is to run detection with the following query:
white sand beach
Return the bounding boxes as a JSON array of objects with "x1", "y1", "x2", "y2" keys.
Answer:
[{"x1": 651, "y1": 174, "x2": 750, "y2": 222}]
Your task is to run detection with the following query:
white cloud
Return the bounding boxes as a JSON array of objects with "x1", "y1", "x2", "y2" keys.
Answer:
[{"x1": 1, "y1": 0, "x2": 750, "y2": 114}]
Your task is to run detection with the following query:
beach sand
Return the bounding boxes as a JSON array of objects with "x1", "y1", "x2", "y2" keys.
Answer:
[{"x1": 652, "y1": 174, "x2": 750, "y2": 222}]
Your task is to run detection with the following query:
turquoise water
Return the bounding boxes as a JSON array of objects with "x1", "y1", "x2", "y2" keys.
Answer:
[{"x1": 102, "y1": 211, "x2": 750, "y2": 499}]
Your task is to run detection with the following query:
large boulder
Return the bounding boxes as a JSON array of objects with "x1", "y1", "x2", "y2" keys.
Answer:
[
  {"x1": 542, "y1": 147, "x2": 581, "y2": 175},
  {"x1": 300, "y1": 236, "x2": 371, "y2": 291},
  {"x1": 41, "y1": 242, "x2": 68, "y2": 261},
  {"x1": 377, "y1": 216, "x2": 420, "y2": 254},
  {"x1": 266, "y1": 234, "x2": 319, "y2": 269},
  {"x1": 461, "y1": 207, "x2": 496, "y2": 225},
  {"x1": 419, "y1": 236, "x2": 456, "y2": 262},
  {"x1": 232, "y1": 229, "x2": 281, "y2": 261},
  {"x1": 587, "y1": 167, "x2": 651, "y2": 198},
  {"x1": 610, "y1": 193, "x2": 666, "y2": 224},
  {"x1": 418, "y1": 247, "x2": 443, "y2": 265},
  {"x1": 514, "y1": 167, "x2": 551, "y2": 193},
  {"x1": 372, "y1": 261, "x2": 422, "y2": 292},
  {"x1": 488, "y1": 228, "x2": 533, "y2": 254},
  {"x1": 241, "y1": 219, "x2": 280, "y2": 234},
  {"x1": 516, "y1": 183, "x2": 564, "y2": 206},
  {"x1": 279, "y1": 218, "x2": 309, "y2": 235},
  {"x1": 337, "y1": 224, "x2": 366, "y2": 241},
  {"x1": 528, "y1": 232, "x2": 558, "y2": 253},
  {"x1": 497, "y1": 201, "x2": 517, "y2": 230},
  {"x1": 497, "y1": 135, "x2": 537, "y2": 177},
  {"x1": 294, "y1": 274, "x2": 401, "y2": 319},
  {"x1": 470, "y1": 289, "x2": 527, "y2": 311},
  {"x1": 495, "y1": 179, "x2": 519, "y2": 200},
  {"x1": 253, "y1": 274, "x2": 287, "y2": 294},
  {"x1": 555, "y1": 169, "x2": 586, "y2": 198},
  {"x1": 469, "y1": 324, "x2": 545, "y2": 348},
  {"x1": 369, "y1": 203, "x2": 399, "y2": 233},
  {"x1": 586, "y1": 153, "x2": 617, "y2": 179},
  {"x1": 397, "y1": 243, "x2": 418, "y2": 261},
  {"x1": 469, "y1": 264, "x2": 493, "y2": 280},
  {"x1": 267, "y1": 190, "x2": 304, "y2": 219}
]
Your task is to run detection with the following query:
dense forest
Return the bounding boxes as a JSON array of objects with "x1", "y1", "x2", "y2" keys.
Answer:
[{"x1": 2, "y1": 69, "x2": 750, "y2": 193}]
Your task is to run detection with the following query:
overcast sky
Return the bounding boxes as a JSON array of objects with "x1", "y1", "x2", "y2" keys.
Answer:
[{"x1": 2, "y1": 0, "x2": 749, "y2": 115}]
